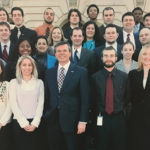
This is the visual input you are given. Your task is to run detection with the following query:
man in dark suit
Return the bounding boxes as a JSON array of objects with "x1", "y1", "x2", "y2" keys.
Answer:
[
  {"x1": 117, "y1": 12, "x2": 142, "y2": 61},
  {"x1": 99, "y1": 7, "x2": 122, "y2": 46},
  {"x1": 10, "y1": 7, "x2": 37, "y2": 51},
  {"x1": 92, "y1": 46, "x2": 128, "y2": 150},
  {"x1": 45, "y1": 41, "x2": 90, "y2": 150},
  {"x1": 70, "y1": 27, "x2": 98, "y2": 75},
  {"x1": 0, "y1": 22, "x2": 15, "y2": 65},
  {"x1": 95, "y1": 24, "x2": 122, "y2": 69}
]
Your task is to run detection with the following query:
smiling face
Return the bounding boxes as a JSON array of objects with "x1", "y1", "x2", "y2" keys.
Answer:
[
  {"x1": 123, "y1": 15, "x2": 135, "y2": 32},
  {"x1": 20, "y1": 58, "x2": 33, "y2": 77},
  {"x1": 144, "y1": 16, "x2": 150, "y2": 28},
  {"x1": 55, "y1": 44, "x2": 71, "y2": 65},
  {"x1": 86, "y1": 24, "x2": 95, "y2": 40},
  {"x1": 0, "y1": 25, "x2": 11, "y2": 42},
  {"x1": 139, "y1": 28, "x2": 150, "y2": 46},
  {"x1": 36, "y1": 38, "x2": 48, "y2": 53},
  {"x1": 19, "y1": 40, "x2": 32, "y2": 56},
  {"x1": 141, "y1": 47, "x2": 150, "y2": 67},
  {"x1": 88, "y1": 6, "x2": 98, "y2": 20},
  {"x1": 44, "y1": 8, "x2": 54, "y2": 24},
  {"x1": 52, "y1": 28, "x2": 62, "y2": 42},
  {"x1": 12, "y1": 10, "x2": 24, "y2": 27},
  {"x1": 122, "y1": 43, "x2": 134, "y2": 60},
  {"x1": 0, "y1": 10, "x2": 8, "y2": 22}
]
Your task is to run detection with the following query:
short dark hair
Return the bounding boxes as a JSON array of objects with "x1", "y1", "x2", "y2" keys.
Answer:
[
  {"x1": 143, "y1": 12, "x2": 150, "y2": 21},
  {"x1": 87, "y1": 4, "x2": 99, "y2": 14},
  {"x1": 0, "y1": 59, "x2": 5, "y2": 82},
  {"x1": 44, "y1": 7, "x2": 54, "y2": 15},
  {"x1": 70, "y1": 27, "x2": 84, "y2": 38},
  {"x1": 68, "y1": 8, "x2": 82, "y2": 22},
  {"x1": 0, "y1": 7, "x2": 9, "y2": 21},
  {"x1": 103, "y1": 7, "x2": 115, "y2": 16},
  {"x1": 132, "y1": 7, "x2": 143, "y2": 14},
  {"x1": 54, "y1": 41, "x2": 71, "y2": 53},
  {"x1": 104, "y1": 24, "x2": 119, "y2": 34},
  {"x1": 122, "y1": 12, "x2": 135, "y2": 22},
  {"x1": 0, "y1": 22, "x2": 10, "y2": 31},
  {"x1": 36, "y1": 36, "x2": 48, "y2": 45},
  {"x1": 11, "y1": 7, "x2": 24, "y2": 17},
  {"x1": 102, "y1": 46, "x2": 117, "y2": 56}
]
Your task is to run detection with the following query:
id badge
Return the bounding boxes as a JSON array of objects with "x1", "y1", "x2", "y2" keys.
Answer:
[{"x1": 97, "y1": 113, "x2": 103, "y2": 126}]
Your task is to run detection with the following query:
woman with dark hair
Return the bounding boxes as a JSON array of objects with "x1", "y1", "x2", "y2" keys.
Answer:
[
  {"x1": 0, "y1": 59, "x2": 12, "y2": 150},
  {"x1": 34, "y1": 36, "x2": 57, "y2": 81},
  {"x1": 82, "y1": 21, "x2": 101, "y2": 50},
  {"x1": 5, "y1": 37, "x2": 34, "y2": 81}
]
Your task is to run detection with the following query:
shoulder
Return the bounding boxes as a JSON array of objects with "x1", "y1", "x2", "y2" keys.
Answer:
[
  {"x1": 36, "y1": 79, "x2": 44, "y2": 86},
  {"x1": 115, "y1": 60, "x2": 123, "y2": 66},
  {"x1": 9, "y1": 79, "x2": 17, "y2": 86},
  {"x1": 115, "y1": 69, "x2": 127, "y2": 78}
]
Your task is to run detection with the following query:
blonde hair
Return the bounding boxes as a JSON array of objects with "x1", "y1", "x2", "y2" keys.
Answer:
[
  {"x1": 138, "y1": 44, "x2": 150, "y2": 71},
  {"x1": 16, "y1": 55, "x2": 38, "y2": 83},
  {"x1": 48, "y1": 26, "x2": 66, "y2": 46}
]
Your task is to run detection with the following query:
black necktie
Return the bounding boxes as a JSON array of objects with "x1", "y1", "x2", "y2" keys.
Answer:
[
  {"x1": 45, "y1": 27, "x2": 50, "y2": 38},
  {"x1": 74, "y1": 50, "x2": 79, "y2": 64}
]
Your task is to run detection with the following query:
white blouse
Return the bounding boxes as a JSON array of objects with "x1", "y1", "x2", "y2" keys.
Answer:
[
  {"x1": 9, "y1": 78, "x2": 44, "y2": 128},
  {"x1": 0, "y1": 81, "x2": 12, "y2": 126}
]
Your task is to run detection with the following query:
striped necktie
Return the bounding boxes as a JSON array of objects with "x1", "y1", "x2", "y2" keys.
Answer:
[{"x1": 2, "y1": 45, "x2": 8, "y2": 62}]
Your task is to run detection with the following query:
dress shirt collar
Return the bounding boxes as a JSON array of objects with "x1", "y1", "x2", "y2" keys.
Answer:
[
  {"x1": 72, "y1": 46, "x2": 82, "y2": 59},
  {"x1": 103, "y1": 67, "x2": 117, "y2": 77},
  {"x1": 14, "y1": 25, "x2": 25, "y2": 32},
  {"x1": 58, "y1": 61, "x2": 70, "y2": 75},
  {"x1": 106, "y1": 42, "x2": 117, "y2": 51},
  {"x1": 123, "y1": 30, "x2": 134, "y2": 37},
  {"x1": 1, "y1": 41, "x2": 10, "y2": 53}
]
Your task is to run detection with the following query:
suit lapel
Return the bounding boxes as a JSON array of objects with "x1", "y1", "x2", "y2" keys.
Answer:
[
  {"x1": 78, "y1": 48, "x2": 87, "y2": 65},
  {"x1": 60, "y1": 64, "x2": 76, "y2": 92}
]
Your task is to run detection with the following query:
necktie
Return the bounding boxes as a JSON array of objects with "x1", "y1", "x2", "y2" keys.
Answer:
[
  {"x1": 58, "y1": 67, "x2": 65, "y2": 92},
  {"x1": 126, "y1": 34, "x2": 130, "y2": 41},
  {"x1": 105, "y1": 72, "x2": 114, "y2": 115},
  {"x1": 17, "y1": 28, "x2": 21, "y2": 39},
  {"x1": 74, "y1": 50, "x2": 79, "y2": 64},
  {"x1": 45, "y1": 27, "x2": 50, "y2": 38},
  {"x1": 2, "y1": 45, "x2": 8, "y2": 62}
]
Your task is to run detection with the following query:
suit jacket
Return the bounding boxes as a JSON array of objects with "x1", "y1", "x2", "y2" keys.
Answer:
[
  {"x1": 71, "y1": 48, "x2": 99, "y2": 75},
  {"x1": 117, "y1": 31, "x2": 142, "y2": 61},
  {"x1": 45, "y1": 63, "x2": 90, "y2": 133},
  {"x1": 0, "y1": 42, "x2": 15, "y2": 62},
  {"x1": 94, "y1": 43, "x2": 122, "y2": 69},
  {"x1": 99, "y1": 24, "x2": 122, "y2": 46},
  {"x1": 10, "y1": 26, "x2": 37, "y2": 51}
]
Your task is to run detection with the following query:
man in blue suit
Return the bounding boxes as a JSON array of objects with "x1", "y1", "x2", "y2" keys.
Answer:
[
  {"x1": 117, "y1": 12, "x2": 142, "y2": 61},
  {"x1": 45, "y1": 41, "x2": 90, "y2": 150},
  {"x1": 95, "y1": 24, "x2": 122, "y2": 69}
]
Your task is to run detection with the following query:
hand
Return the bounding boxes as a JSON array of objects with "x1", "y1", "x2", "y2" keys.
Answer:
[
  {"x1": 0, "y1": 123, "x2": 3, "y2": 130},
  {"x1": 24, "y1": 125, "x2": 31, "y2": 132},
  {"x1": 77, "y1": 122, "x2": 86, "y2": 134}
]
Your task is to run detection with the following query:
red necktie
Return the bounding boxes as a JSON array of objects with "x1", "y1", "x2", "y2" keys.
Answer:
[
  {"x1": 126, "y1": 34, "x2": 130, "y2": 41},
  {"x1": 105, "y1": 72, "x2": 114, "y2": 115},
  {"x1": 2, "y1": 45, "x2": 8, "y2": 62}
]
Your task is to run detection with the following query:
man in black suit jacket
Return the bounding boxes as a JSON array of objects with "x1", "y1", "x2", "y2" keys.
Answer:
[
  {"x1": 45, "y1": 41, "x2": 90, "y2": 150},
  {"x1": 95, "y1": 24, "x2": 122, "y2": 69},
  {"x1": 117, "y1": 12, "x2": 142, "y2": 61},
  {"x1": 70, "y1": 27, "x2": 98, "y2": 75},
  {"x1": 0, "y1": 22, "x2": 15, "y2": 65},
  {"x1": 10, "y1": 7, "x2": 37, "y2": 51},
  {"x1": 92, "y1": 46, "x2": 128, "y2": 150},
  {"x1": 99, "y1": 7, "x2": 122, "y2": 46}
]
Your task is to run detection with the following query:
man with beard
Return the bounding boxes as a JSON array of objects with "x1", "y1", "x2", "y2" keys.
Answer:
[
  {"x1": 35, "y1": 8, "x2": 54, "y2": 38},
  {"x1": 92, "y1": 46, "x2": 128, "y2": 150},
  {"x1": 94, "y1": 24, "x2": 122, "y2": 69}
]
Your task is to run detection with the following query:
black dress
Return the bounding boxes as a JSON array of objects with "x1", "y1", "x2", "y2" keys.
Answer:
[{"x1": 128, "y1": 69, "x2": 150, "y2": 150}]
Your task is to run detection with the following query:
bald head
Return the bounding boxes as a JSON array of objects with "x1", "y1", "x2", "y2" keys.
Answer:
[{"x1": 139, "y1": 28, "x2": 150, "y2": 46}]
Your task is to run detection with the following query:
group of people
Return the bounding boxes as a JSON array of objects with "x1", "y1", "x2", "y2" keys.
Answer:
[{"x1": 0, "y1": 3, "x2": 150, "y2": 150}]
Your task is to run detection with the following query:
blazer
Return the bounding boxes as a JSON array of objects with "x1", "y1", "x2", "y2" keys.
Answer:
[
  {"x1": 0, "y1": 42, "x2": 15, "y2": 62},
  {"x1": 71, "y1": 48, "x2": 99, "y2": 75},
  {"x1": 94, "y1": 43, "x2": 122, "y2": 69},
  {"x1": 117, "y1": 31, "x2": 142, "y2": 61},
  {"x1": 45, "y1": 63, "x2": 90, "y2": 133}
]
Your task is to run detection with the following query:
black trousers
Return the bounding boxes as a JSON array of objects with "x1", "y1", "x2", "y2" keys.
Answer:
[
  {"x1": 0, "y1": 123, "x2": 12, "y2": 150},
  {"x1": 46, "y1": 109, "x2": 81, "y2": 150},
  {"x1": 95, "y1": 112, "x2": 126, "y2": 150},
  {"x1": 12, "y1": 119, "x2": 40, "y2": 150}
]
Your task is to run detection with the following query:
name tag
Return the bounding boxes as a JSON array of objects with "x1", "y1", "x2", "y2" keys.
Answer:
[{"x1": 97, "y1": 114, "x2": 103, "y2": 126}]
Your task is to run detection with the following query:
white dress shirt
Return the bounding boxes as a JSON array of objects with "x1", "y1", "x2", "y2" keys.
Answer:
[
  {"x1": 72, "y1": 46, "x2": 82, "y2": 60},
  {"x1": 106, "y1": 42, "x2": 118, "y2": 52},
  {"x1": 1, "y1": 41, "x2": 11, "y2": 55}
]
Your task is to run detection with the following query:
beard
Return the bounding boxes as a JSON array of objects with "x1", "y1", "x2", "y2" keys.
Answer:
[
  {"x1": 103, "y1": 61, "x2": 116, "y2": 68},
  {"x1": 107, "y1": 40, "x2": 116, "y2": 45},
  {"x1": 44, "y1": 19, "x2": 53, "y2": 24}
]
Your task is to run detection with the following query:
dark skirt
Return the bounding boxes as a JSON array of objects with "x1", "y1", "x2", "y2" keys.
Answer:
[{"x1": 12, "y1": 119, "x2": 40, "y2": 150}]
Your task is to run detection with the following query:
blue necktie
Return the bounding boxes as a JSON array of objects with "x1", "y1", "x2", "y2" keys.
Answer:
[{"x1": 74, "y1": 50, "x2": 79, "y2": 64}]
